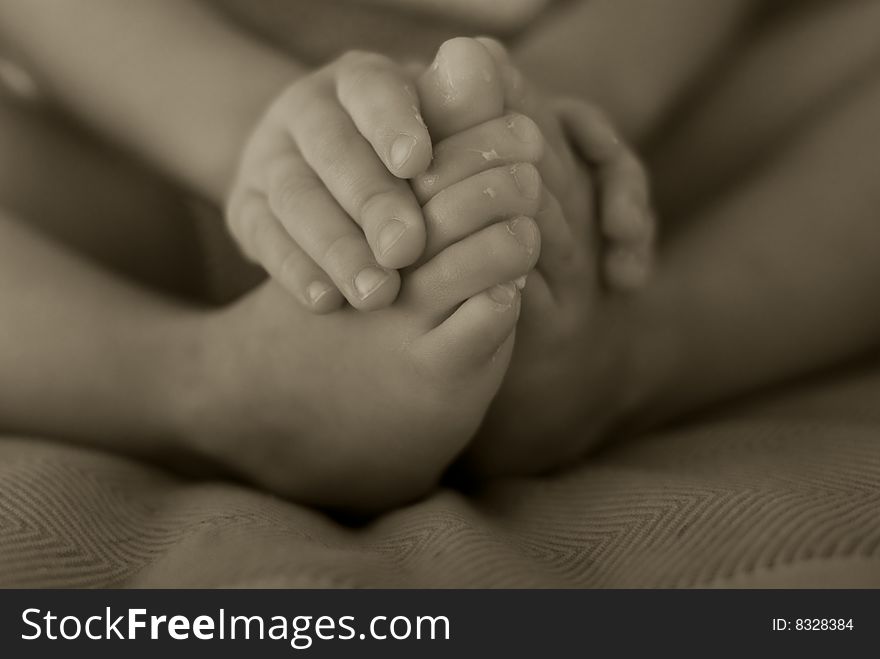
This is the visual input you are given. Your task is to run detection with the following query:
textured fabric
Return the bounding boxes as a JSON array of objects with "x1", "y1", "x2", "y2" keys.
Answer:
[{"x1": 2, "y1": 363, "x2": 879, "y2": 588}]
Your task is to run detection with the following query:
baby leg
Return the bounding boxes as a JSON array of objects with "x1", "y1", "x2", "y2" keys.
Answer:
[
  {"x1": 197, "y1": 213, "x2": 540, "y2": 512},
  {"x1": 412, "y1": 40, "x2": 644, "y2": 476},
  {"x1": 0, "y1": 93, "x2": 203, "y2": 298}
]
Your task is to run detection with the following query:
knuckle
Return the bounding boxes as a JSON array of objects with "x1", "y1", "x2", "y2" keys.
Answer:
[
  {"x1": 337, "y1": 52, "x2": 393, "y2": 92},
  {"x1": 245, "y1": 214, "x2": 273, "y2": 260},
  {"x1": 277, "y1": 250, "x2": 304, "y2": 284},
  {"x1": 265, "y1": 156, "x2": 298, "y2": 187},
  {"x1": 274, "y1": 77, "x2": 319, "y2": 118},
  {"x1": 270, "y1": 181, "x2": 302, "y2": 217},
  {"x1": 230, "y1": 196, "x2": 263, "y2": 249},
  {"x1": 311, "y1": 127, "x2": 360, "y2": 176},
  {"x1": 336, "y1": 68, "x2": 372, "y2": 106},
  {"x1": 337, "y1": 54, "x2": 410, "y2": 123},
  {"x1": 357, "y1": 187, "x2": 397, "y2": 225},
  {"x1": 320, "y1": 231, "x2": 362, "y2": 272},
  {"x1": 270, "y1": 172, "x2": 322, "y2": 218}
]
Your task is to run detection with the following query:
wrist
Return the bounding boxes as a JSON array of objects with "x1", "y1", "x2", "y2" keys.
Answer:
[{"x1": 193, "y1": 57, "x2": 305, "y2": 206}]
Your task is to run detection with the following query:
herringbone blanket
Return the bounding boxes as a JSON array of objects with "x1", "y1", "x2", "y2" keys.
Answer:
[{"x1": 2, "y1": 364, "x2": 879, "y2": 588}]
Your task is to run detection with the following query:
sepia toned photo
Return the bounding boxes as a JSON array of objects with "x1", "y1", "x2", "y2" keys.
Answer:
[{"x1": 1, "y1": 0, "x2": 879, "y2": 595}]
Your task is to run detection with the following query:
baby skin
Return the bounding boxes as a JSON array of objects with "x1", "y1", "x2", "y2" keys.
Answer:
[
  {"x1": 440, "y1": 40, "x2": 655, "y2": 477},
  {"x1": 194, "y1": 48, "x2": 548, "y2": 513},
  {"x1": 411, "y1": 38, "x2": 655, "y2": 477},
  {"x1": 200, "y1": 39, "x2": 653, "y2": 511},
  {"x1": 196, "y1": 223, "x2": 533, "y2": 513}
]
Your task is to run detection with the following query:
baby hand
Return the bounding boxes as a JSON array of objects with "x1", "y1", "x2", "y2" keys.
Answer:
[{"x1": 226, "y1": 51, "x2": 433, "y2": 312}]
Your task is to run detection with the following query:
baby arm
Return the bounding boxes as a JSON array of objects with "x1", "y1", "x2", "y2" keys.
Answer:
[
  {"x1": 0, "y1": 1, "x2": 444, "y2": 313},
  {"x1": 0, "y1": 0, "x2": 301, "y2": 202},
  {"x1": 471, "y1": 32, "x2": 880, "y2": 476},
  {"x1": 619, "y1": 72, "x2": 880, "y2": 434},
  {"x1": 0, "y1": 211, "x2": 205, "y2": 460}
]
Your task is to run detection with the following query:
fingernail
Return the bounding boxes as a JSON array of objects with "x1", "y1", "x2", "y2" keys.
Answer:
[
  {"x1": 377, "y1": 219, "x2": 407, "y2": 256},
  {"x1": 488, "y1": 282, "x2": 517, "y2": 308},
  {"x1": 307, "y1": 281, "x2": 333, "y2": 305},
  {"x1": 507, "y1": 216, "x2": 537, "y2": 252},
  {"x1": 354, "y1": 266, "x2": 390, "y2": 300},
  {"x1": 506, "y1": 114, "x2": 538, "y2": 143},
  {"x1": 390, "y1": 134, "x2": 417, "y2": 171},
  {"x1": 511, "y1": 163, "x2": 540, "y2": 199}
]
